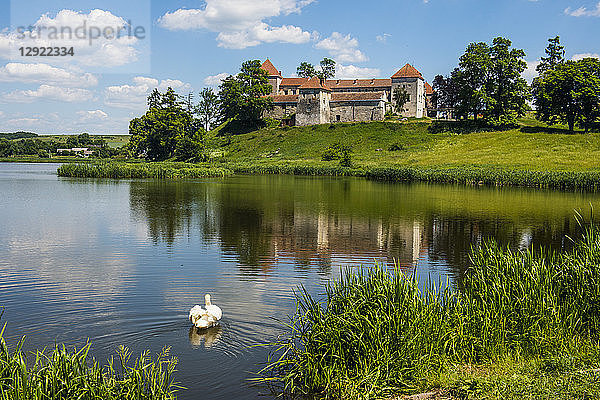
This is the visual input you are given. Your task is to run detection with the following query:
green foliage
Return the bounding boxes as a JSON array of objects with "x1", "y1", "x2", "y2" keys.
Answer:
[
  {"x1": 0, "y1": 317, "x2": 180, "y2": 399},
  {"x1": 296, "y1": 58, "x2": 336, "y2": 80},
  {"x1": 197, "y1": 87, "x2": 221, "y2": 131},
  {"x1": 321, "y1": 143, "x2": 353, "y2": 167},
  {"x1": 127, "y1": 87, "x2": 206, "y2": 161},
  {"x1": 258, "y1": 224, "x2": 600, "y2": 399},
  {"x1": 57, "y1": 162, "x2": 232, "y2": 179},
  {"x1": 536, "y1": 36, "x2": 565, "y2": 75},
  {"x1": 393, "y1": 86, "x2": 410, "y2": 114},
  {"x1": 218, "y1": 60, "x2": 273, "y2": 130},
  {"x1": 449, "y1": 37, "x2": 529, "y2": 122},
  {"x1": 0, "y1": 132, "x2": 37, "y2": 140},
  {"x1": 297, "y1": 62, "x2": 317, "y2": 79},
  {"x1": 533, "y1": 58, "x2": 600, "y2": 132}
]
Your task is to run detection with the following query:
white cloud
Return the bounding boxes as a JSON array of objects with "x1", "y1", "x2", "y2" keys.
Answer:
[
  {"x1": 315, "y1": 32, "x2": 368, "y2": 63},
  {"x1": 0, "y1": 63, "x2": 97, "y2": 87},
  {"x1": 158, "y1": 0, "x2": 314, "y2": 49},
  {"x1": 2, "y1": 85, "x2": 93, "y2": 103},
  {"x1": 572, "y1": 52, "x2": 600, "y2": 60},
  {"x1": 522, "y1": 60, "x2": 540, "y2": 84},
  {"x1": 376, "y1": 33, "x2": 391, "y2": 43},
  {"x1": 77, "y1": 109, "x2": 108, "y2": 122},
  {"x1": 0, "y1": 9, "x2": 142, "y2": 67},
  {"x1": 104, "y1": 76, "x2": 191, "y2": 110},
  {"x1": 204, "y1": 72, "x2": 230, "y2": 86},
  {"x1": 335, "y1": 64, "x2": 381, "y2": 79},
  {"x1": 564, "y1": 2, "x2": 600, "y2": 16}
]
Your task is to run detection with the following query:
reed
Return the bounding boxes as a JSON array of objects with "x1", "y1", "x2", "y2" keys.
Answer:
[
  {"x1": 0, "y1": 321, "x2": 181, "y2": 400},
  {"x1": 258, "y1": 224, "x2": 600, "y2": 399},
  {"x1": 57, "y1": 162, "x2": 232, "y2": 179}
]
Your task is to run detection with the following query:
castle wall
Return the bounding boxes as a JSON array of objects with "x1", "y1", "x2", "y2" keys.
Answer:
[
  {"x1": 268, "y1": 76, "x2": 282, "y2": 95},
  {"x1": 391, "y1": 77, "x2": 425, "y2": 118},
  {"x1": 264, "y1": 103, "x2": 297, "y2": 119},
  {"x1": 329, "y1": 101, "x2": 385, "y2": 123},
  {"x1": 296, "y1": 90, "x2": 330, "y2": 126}
]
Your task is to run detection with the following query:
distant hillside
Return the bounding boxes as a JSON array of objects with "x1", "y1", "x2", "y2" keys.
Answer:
[{"x1": 0, "y1": 132, "x2": 38, "y2": 140}]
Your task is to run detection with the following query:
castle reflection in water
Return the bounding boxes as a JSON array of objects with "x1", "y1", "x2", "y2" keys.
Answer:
[{"x1": 129, "y1": 176, "x2": 584, "y2": 279}]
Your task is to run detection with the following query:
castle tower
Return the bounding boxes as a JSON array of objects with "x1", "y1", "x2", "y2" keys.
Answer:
[
  {"x1": 260, "y1": 59, "x2": 282, "y2": 95},
  {"x1": 296, "y1": 77, "x2": 331, "y2": 126},
  {"x1": 391, "y1": 64, "x2": 426, "y2": 118}
]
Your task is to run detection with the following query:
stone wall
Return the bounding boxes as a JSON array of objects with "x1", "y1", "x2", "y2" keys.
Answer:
[
  {"x1": 296, "y1": 90, "x2": 331, "y2": 126},
  {"x1": 391, "y1": 77, "x2": 425, "y2": 118},
  {"x1": 329, "y1": 101, "x2": 385, "y2": 123},
  {"x1": 264, "y1": 103, "x2": 297, "y2": 119}
]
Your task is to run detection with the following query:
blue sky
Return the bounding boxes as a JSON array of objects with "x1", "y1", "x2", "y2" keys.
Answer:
[{"x1": 0, "y1": 0, "x2": 599, "y2": 134}]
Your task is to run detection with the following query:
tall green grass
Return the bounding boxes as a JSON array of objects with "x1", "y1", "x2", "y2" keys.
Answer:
[
  {"x1": 57, "y1": 162, "x2": 232, "y2": 179},
  {"x1": 0, "y1": 321, "x2": 181, "y2": 399},
  {"x1": 258, "y1": 224, "x2": 600, "y2": 399},
  {"x1": 365, "y1": 166, "x2": 600, "y2": 190}
]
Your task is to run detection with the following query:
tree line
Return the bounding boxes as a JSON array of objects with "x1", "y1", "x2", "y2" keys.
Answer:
[
  {"x1": 0, "y1": 133, "x2": 116, "y2": 158},
  {"x1": 433, "y1": 36, "x2": 600, "y2": 132}
]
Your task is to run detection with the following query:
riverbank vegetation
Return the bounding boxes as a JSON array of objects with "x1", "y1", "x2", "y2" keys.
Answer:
[
  {"x1": 0, "y1": 319, "x2": 180, "y2": 399},
  {"x1": 58, "y1": 162, "x2": 231, "y2": 179},
  {"x1": 257, "y1": 223, "x2": 600, "y2": 399}
]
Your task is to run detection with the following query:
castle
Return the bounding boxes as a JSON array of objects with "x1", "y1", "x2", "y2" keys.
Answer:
[{"x1": 260, "y1": 59, "x2": 434, "y2": 126}]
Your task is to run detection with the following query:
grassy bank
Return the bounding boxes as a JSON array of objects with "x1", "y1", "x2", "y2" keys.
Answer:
[
  {"x1": 0, "y1": 322, "x2": 180, "y2": 399},
  {"x1": 50, "y1": 120, "x2": 600, "y2": 189},
  {"x1": 257, "y1": 223, "x2": 600, "y2": 399},
  {"x1": 58, "y1": 162, "x2": 232, "y2": 179}
]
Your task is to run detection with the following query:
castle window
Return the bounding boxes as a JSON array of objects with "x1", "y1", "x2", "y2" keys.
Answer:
[{"x1": 336, "y1": 115, "x2": 341, "y2": 122}]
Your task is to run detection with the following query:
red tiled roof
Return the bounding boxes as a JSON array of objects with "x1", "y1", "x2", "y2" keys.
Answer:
[
  {"x1": 425, "y1": 81, "x2": 434, "y2": 95},
  {"x1": 331, "y1": 92, "x2": 386, "y2": 102},
  {"x1": 391, "y1": 64, "x2": 423, "y2": 79},
  {"x1": 325, "y1": 79, "x2": 391, "y2": 89},
  {"x1": 260, "y1": 59, "x2": 282, "y2": 77},
  {"x1": 299, "y1": 76, "x2": 331, "y2": 91},
  {"x1": 280, "y1": 77, "x2": 309, "y2": 86},
  {"x1": 268, "y1": 94, "x2": 298, "y2": 103}
]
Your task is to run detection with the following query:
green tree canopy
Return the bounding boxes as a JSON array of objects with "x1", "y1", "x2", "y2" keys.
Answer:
[
  {"x1": 127, "y1": 87, "x2": 206, "y2": 161},
  {"x1": 393, "y1": 87, "x2": 411, "y2": 114},
  {"x1": 450, "y1": 37, "x2": 529, "y2": 123},
  {"x1": 296, "y1": 58, "x2": 336, "y2": 81},
  {"x1": 533, "y1": 58, "x2": 600, "y2": 132},
  {"x1": 218, "y1": 60, "x2": 273, "y2": 130}
]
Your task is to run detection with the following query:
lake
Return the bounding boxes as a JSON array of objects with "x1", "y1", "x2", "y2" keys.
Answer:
[{"x1": 1, "y1": 163, "x2": 599, "y2": 399}]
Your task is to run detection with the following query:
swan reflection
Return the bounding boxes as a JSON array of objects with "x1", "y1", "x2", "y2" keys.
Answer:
[{"x1": 188, "y1": 325, "x2": 222, "y2": 348}]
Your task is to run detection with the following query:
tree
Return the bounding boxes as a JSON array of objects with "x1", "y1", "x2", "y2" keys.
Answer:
[
  {"x1": 532, "y1": 59, "x2": 600, "y2": 132},
  {"x1": 319, "y1": 58, "x2": 336, "y2": 80},
  {"x1": 536, "y1": 36, "x2": 565, "y2": 75},
  {"x1": 127, "y1": 87, "x2": 206, "y2": 161},
  {"x1": 432, "y1": 72, "x2": 460, "y2": 109},
  {"x1": 456, "y1": 41, "x2": 491, "y2": 120},
  {"x1": 393, "y1": 87, "x2": 411, "y2": 114},
  {"x1": 450, "y1": 37, "x2": 529, "y2": 123},
  {"x1": 197, "y1": 88, "x2": 221, "y2": 131},
  {"x1": 296, "y1": 58, "x2": 337, "y2": 81},
  {"x1": 486, "y1": 37, "x2": 529, "y2": 123},
  {"x1": 297, "y1": 62, "x2": 317, "y2": 78},
  {"x1": 219, "y1": 60, "x2": 273, "y2": 129}
]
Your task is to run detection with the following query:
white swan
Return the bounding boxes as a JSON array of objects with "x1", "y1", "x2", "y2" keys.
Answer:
[{"x1": 188, "y1": 294, "x2": 222, "y2": 329}]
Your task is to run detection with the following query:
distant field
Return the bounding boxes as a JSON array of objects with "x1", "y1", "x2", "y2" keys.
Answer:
[{"x1": 36, "y1": 135, "x2": 130, "y2": 148}]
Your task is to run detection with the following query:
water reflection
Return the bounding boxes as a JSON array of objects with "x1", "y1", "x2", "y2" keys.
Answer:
[
  {"x1": 189, "y1": 326, "x2": 222, "y2": 349},
  {"x1": 128, "y1": 176, "x2": 598, "y2": 282}
]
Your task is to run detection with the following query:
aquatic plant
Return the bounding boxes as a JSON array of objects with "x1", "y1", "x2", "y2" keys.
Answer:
[
  {"x1": 258, "y1": 223, "x2": 600, "y2": 399},
  {"x1": 57, "y1": 162, "x2": 232, "y2": 179},
  {"x1": 0, "y1": 318, "x2": 181, "y2": 400}
]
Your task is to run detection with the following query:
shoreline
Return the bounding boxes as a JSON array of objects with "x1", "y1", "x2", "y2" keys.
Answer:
[{"x1": 53, "y1": 161, "x2": 600, "y2": 191}]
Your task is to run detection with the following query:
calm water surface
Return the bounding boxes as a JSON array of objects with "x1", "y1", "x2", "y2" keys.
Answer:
[{"x1": 1, "y1": 163, "x2": 600, "y2": 399}]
